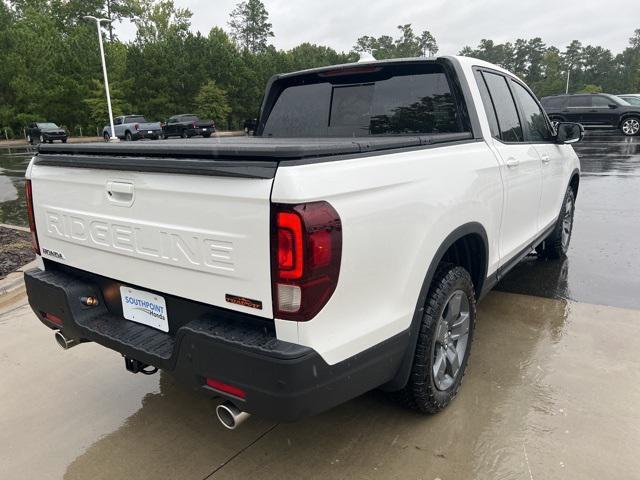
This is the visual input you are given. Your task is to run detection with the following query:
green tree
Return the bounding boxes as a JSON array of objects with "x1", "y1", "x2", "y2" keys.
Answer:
[
  {"x1": 194, "y1": 80, "x2": 231, "y2": 125},
  {"x1": 228, "y1": 0, "x2": 274, "y2": 54},
  {"x1": 353, "y1": 25, "x2": 438, "y2": 59},
  {"x1": 578, "y1": 84, "x2": 603, "y2": 93},
  {"x1": 104, "y1": 0, "x2": 141, "y2": 41},
  {"x1": 133, "y1": 0, "x2": 192, "y2": 44},
  {"x1": 84, "y1": 79, "x2": 128, "y2": 127},
  {"x1": 419, "y1": 30, "x2": 438, "y2": 57}
]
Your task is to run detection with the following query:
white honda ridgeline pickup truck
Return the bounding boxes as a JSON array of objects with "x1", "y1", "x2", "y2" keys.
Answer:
[{"x1": 24, "y1": 56, "x2": 582, "y2": 429}]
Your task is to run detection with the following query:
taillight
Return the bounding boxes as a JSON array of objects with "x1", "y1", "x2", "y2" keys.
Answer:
[
  {"x1": 41, "y1": 311, "x2": 63, "y2": 326},
  {"x1": 134, "y1": 123, "x2": 140, "y2": 131},
  {"x1": 205, "y1": 378, "x2": 246, "y2": 399},
  {"x1": 193, "y1": 122, "x2": 197, "y2": 129},
  {"x1": 271, "y1": 202, "x2": 341, "y2": 321},
  {"x1": 25, "y1": 179, "x2": 40, "y2": 254}
]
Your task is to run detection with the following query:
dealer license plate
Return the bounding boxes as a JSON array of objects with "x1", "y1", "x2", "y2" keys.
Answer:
[{"x1": 120, "y1": 286, "x2": 169, "y2": 332}]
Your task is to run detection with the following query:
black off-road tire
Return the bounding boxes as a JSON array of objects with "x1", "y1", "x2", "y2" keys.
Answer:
[
  {"x1": 203, "y1": 133, "x2": 212, "y2": 138},
  {"x1": 125, "y1": 131, "x2": 133, "y2": 141},
  {"x1": 536, "y1": 187, "x2": 575, "y2": 260},
  {"x1": 392, "y1": 264, "x2": 477, "y2": 413},
  {"x1": 181, "y1": 129, "x2": 190, "y2": 139}
]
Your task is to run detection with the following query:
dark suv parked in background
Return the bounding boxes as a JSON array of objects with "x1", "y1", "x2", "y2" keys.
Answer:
[
  {"x1": 27, "y1": 122, "x2": 68, "y2": 144},
  {"x1": 541, "y1": 93, "x2": 640, "y2": 136}
]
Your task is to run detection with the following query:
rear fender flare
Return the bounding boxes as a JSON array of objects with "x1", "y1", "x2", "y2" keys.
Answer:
[{"x1": 383, "y1": 222, "x2": 489, "y2": 391}]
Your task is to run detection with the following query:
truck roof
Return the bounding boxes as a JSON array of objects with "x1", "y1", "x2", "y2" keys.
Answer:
[{"x1": 273, "y1": 55, "x2": 516, "y2": 81}]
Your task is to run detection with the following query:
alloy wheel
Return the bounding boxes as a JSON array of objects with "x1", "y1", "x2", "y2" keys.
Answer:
[
  {"x1": 622, "y1": 119, "x2": 640, "y2": 136},
  {"x1": 432, "y1": 290, "x2": 470, "y2": 391}
]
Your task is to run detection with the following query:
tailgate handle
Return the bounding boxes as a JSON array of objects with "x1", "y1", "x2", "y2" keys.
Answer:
[{"x1": 106, "y1": 181, "x2": 134, "y2": 206}]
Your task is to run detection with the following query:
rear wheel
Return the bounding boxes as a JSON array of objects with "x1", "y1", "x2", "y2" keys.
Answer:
[
  {"x1": 536, "y1": 187, "x2": 575, "y2": 259},
  {"x1": 39, "y1": 134, "x2": 44, "y2": 144},
  {"x1": 125, "y1": 131, "x2": 133, "y2": 141},
  {"x1": 393, "y1": 264, "x2": 476, "y2": 413},
  {"x1": 203, "y1": 133, "x2": 212, "y2": 138},
  {"x1": 27, "y1": 134, "x2": 32, "y2": 144},
  {"x1": 61, "y1": 138, "x2": 67, "y2": 143},
  {"x1": 181, "y1": 129, "x2": 189, "y2": 139},
  {"x1": 621, "y1": 117, "x2": 640, "y2": 136}
]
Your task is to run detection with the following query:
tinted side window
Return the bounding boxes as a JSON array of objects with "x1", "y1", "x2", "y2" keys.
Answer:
[
  {"x1": 263, "y1": 64, "x2": 464, "y2": 137},
  {"x1": 474, "y1": 70, "x2": 500, "y2": 138},
  {"x1": 510, "y1": 81, "x2": 552, "y2": 142},
  {"x1": 592, "y1": 96, "x2": 611, "y2": 107},
  {"x1": 482, "y1": 72, "x2": 523, "y2": 142},
  {"x1": 567, "y1": 96, "x2": 590, "y2": 107},
  {"x1": 541, "y1": 97, "x2": 565, "y2": 109}
]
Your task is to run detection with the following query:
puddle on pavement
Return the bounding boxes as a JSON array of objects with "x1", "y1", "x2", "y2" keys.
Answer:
[
  {"x1": 3, "y1": 291, "x2": 639, "y2": 480},
  {"x1": 0, "y1": 146, "x2": 34, "y2": 227}
]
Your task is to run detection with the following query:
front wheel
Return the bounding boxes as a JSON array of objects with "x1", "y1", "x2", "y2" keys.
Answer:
[
  {"x1": 621, "y1": 117, "x2": 640, "y2": 136},
  {"x1": 536, "y1": 187, "x2": 575, "y2": 259},
  {"x1": 27, "y1": 134, "x2": 32, "y2": 145},
  {"x1": 39, "y1": 135, "x2": 44, "y2": 144},
  {"x1": 103, "y1": 132, "x2": 110, "y2": 142},
  {"x1": 393, "y1": 264, "x2": 476, "y2": 413}
]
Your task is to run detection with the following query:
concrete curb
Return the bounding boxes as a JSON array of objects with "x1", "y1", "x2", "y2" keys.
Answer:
[
  {"x1": 0, "y1": 260, "x2": 37, "y2": 299},
  {"x1": 1, "y1": 223, "x2": 30, "y2": 232}
]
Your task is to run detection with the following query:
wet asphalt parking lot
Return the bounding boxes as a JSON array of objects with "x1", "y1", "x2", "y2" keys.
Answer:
[{"x1": 1, "y1": 132, "x2": 640, "y2": 479}]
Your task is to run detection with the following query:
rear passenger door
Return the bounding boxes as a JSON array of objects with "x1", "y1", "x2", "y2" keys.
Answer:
[
  {"x1": 509, "y1": 79, "x2": 566, "y2": 230},
  {"x1": 166, "y1": 117, "x2": 177, "y2": 135},
  {"x1": 475, "y1": 70, "x2": 543, "y2": 265},
  {"x1": 565, "y1": 95, "x2": 591, "y2": 124},
  {"x1": 590, "y1": 95, "x2": 619, "y2": 127}
]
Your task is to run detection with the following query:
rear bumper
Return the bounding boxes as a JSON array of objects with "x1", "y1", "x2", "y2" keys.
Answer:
[
  {"x1": 42, "y1": 133, "x2": 67, "y2": 141},
  {"x1": 187, "y1": 127, "x2": 215, "y2": 136},
  {"x1": 24, "y1": 265, "x2": 408, "y2": 422},
  {"x1": 133, "y1": 130, "x2": 162, "y2": 139}
]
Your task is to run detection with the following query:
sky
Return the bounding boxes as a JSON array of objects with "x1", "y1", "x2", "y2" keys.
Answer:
[{"x1": 117, "y1": 0, "x2": 638, "y2": 55}]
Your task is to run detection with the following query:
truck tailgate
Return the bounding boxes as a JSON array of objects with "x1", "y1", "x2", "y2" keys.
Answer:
[{"x1": 28, "y1": 161, "x2": 275, "y2": 318}]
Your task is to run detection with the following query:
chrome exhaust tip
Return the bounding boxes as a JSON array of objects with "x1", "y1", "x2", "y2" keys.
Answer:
[
  {"x1": 216, "y1": 401, "x2": 250, "y2": 430},
  {"x1": 54, "y1": 330, "x2": 81, "y2": 350}
]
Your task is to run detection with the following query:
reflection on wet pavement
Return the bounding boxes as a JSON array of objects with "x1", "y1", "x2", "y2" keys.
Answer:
[
  {"x1": 0, "y1": 146, "x2": 34, "y2": 226},
  {"x1": 2, "y1": 291, "x2": 639, "y2": 479},
  {"x1": 497, "y1": 133, "x2": 640, "y2": 309}
]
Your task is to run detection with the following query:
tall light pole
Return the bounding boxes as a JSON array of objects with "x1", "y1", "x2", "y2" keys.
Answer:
[
  {"x1": 565, "y1": 63, "x2": 572, "y2": 95},
  {"x1": 83, "y1": 16, "x2": 118, "y2": 142}
]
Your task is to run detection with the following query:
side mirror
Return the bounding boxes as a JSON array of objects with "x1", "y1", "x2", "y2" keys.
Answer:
[
  {"x1": 608, "y1": 104, "x2": 618, "y2": 109},
  {"x1": 555, "y1": 122, "x2": 584, "y2": 144}
]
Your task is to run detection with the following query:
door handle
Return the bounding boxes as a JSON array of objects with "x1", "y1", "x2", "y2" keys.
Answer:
[
  {"x1": 505, "y1": 157, "x2": 520, "y2": 168},
  {"x1": 541, "y1": 154, "x2": 551, "y2": 164},
  {"x1": 106, "y1": 181, "x2": 134, "y2": 206}
]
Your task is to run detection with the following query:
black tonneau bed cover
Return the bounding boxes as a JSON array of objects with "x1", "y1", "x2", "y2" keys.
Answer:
[{"x1": 35, "y1": 133, "x2": 472, "y2": 179}]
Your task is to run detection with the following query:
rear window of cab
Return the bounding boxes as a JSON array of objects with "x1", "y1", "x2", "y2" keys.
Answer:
[{"x1": 262, "y1": 63, "x2": 467, "y2": 137}]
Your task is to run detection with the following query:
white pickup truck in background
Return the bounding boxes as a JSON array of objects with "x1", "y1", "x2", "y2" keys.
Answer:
[
  {"x1": 102, "y1": 115, "x2": 163, "y2": 141},
  {"x1": 23, "y1": 56, "x2": 582, "y2": 429}
]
